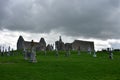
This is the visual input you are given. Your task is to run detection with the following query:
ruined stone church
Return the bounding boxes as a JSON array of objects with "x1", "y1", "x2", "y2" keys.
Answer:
[
  {"x1": 55, "y1": 36, "x2": 94, "y2": 51},
  {"x1": 17, "y1": 35, "x2": 94, "y2": 51},
  {"x1": 17, "y1": 36, "x2": 47, "y2": 51}
]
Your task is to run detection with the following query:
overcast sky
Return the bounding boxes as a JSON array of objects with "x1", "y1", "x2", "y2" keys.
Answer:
[{"x1": 0, "y1": 0, "x2": 120, "y2": 50}]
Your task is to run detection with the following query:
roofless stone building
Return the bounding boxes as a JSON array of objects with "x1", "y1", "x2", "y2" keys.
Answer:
[
  {"x1": 55, "y1": 36, "x2": 94, "y2": 51},
  {"x1": 55, "y1": 36, "x2": 65, "y2": 50},
  {"x1": 17, "y1": 35, "x2": 94, "y2": 51},
  {"x1": 72, "y1": 40, "x2": 94, "y2": 51},
  {"x1": 17, "y1": 36, "x2": 46, "y2": 51}
]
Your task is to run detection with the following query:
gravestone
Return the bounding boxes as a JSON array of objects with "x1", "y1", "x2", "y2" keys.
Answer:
[
  {"x1": 30, "y1": 40, "x2": 37, "y2": 63},
  {"x1": 109, "y1": 50, "x2": 113, "y2": 59},
  {"x1": 23, "y1": 48, "x2": 28, "y2": 60},
  {"x1": 88, "y1": 47, "x2": 91, "y2": 54},
  {"x1": 44, "y1": 50, "x2": 47, "y2": 56},
  {"x1": 27, "y1": 49, "x2": 31, "y2": 60},
  {"x1": 93, "y1": 51, "x2": 97, "y2": 57},
  {"x1": 107, "y1": 48, "x2": 113, "y2": 60},
  {"x1": 7, "y1": 46, "x2": 11, "y2": 56}
]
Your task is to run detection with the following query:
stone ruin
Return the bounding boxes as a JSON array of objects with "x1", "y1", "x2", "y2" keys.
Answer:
[
  {"x1": 36, "y1": 38, "x2": 46, "y2": 51},
  {"x1": 55, "y1": 36, "x2": 65, "y2": 51},
  {"x1": 17, "y1": 36, "x2": 24, "y2": 50},
  {"x1": 55, "y1": 36, "x2": 94, "y2": 51},
  {"x1": 72, "y1": 40, "x2": 94, "y2": 51},
  {"x1": 17, "y1": 36, "x2": 49, "y2": 62},
  {"x1": 17, "y1": 35, "x2": 95, "y2": 52},
  {"x1": 65, "y1": 43, "x2": 72, "y2": 51},
  {"x1": 17, "y1": 36, "x2": 47, "y2": 51}
]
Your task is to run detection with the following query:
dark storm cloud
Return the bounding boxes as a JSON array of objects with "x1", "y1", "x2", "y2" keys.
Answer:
[
  {"x1": 0, "y1": 0, "x2": 9, "y2": 24},
  {"x1": 0, "y1": 0, "x2": 120, "y2": 39}
]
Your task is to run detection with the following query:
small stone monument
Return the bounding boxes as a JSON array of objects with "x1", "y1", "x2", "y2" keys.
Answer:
[
  {"x1": 7, "y1": 46, "x2": 11, "y2": 56},
  {"x1": 109, "y1": 49, "x2": 113, "y2": 60},
  {"x1": 93, "y1": 50, "x2": 97, "y2": 57},
  {"x1": 88, "y1": 47, "x2": 91, "y2": 54},
  {"x1": 110, "y1": 52, "x2": 113, "y2": 59},
  {"x1": 23, "y1": 48, "x2": 28, "y2": 60},
  {"x1": 27, "y1": 49, "x2": 31, "y2": 59},
  {"x1": 30, "y1": 40, "x2": 37, "y2": 63}
]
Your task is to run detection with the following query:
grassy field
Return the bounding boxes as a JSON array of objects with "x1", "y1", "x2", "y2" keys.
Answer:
[{"x1": 0, "y1": 51, "x2": 120, "y2": 80}]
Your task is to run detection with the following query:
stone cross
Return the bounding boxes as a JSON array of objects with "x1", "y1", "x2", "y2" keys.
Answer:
[{"x1": 30, "y1": 40, "x2": 37, "y2": 63}]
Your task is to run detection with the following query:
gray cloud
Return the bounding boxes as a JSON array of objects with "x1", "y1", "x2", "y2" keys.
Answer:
[
  {"x1": 0, "y1": 0, "x2": 120, "y2": 39},
  {"x1": 0, "y1": 0, "x2": 9, "y2": 25}
]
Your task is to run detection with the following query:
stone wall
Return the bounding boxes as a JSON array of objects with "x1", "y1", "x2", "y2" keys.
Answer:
[
  {"x1": 17, "y1": 36, "x2": 95, "y2": 51},
  {"x1": 72, "y1": 40, "x2": 94, "y2": 51},
  {"x1": 17, "y1": 36, "x2": 24, "y2": 50},
  {"x1": 17, "y1": 36, "x2": 46, "y2": 51}
]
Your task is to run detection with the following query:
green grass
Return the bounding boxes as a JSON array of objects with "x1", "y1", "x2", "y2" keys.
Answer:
[{"x1": 0, "y1": 51, "x2": 120, "y2": 80}]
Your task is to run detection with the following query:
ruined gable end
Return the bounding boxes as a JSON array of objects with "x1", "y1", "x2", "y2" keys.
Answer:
[
  {"x1": 37, "y1": 38, "x2": 46, "y2": 51},
  {"x1": 17, "y1": 35, "x2": 24, "y2": 50}
]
